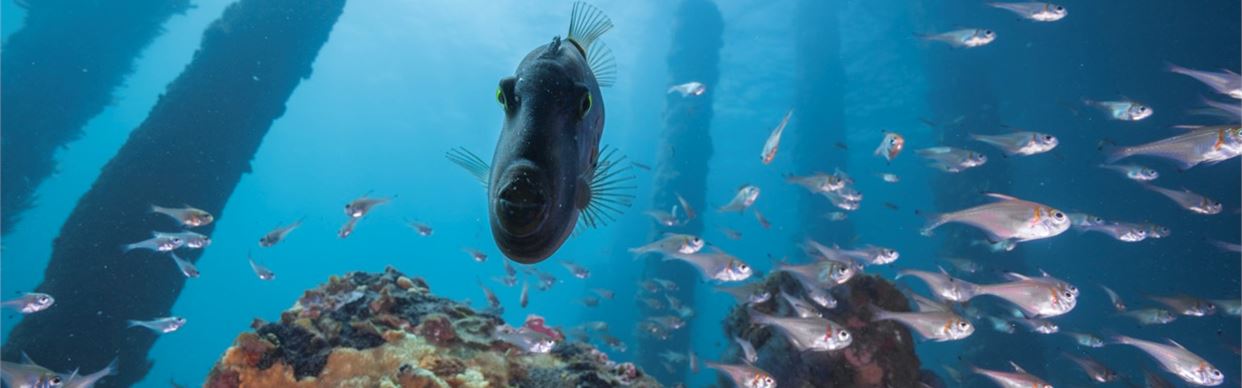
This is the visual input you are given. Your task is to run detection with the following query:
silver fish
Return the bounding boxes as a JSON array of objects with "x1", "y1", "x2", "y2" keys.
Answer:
[
  {"x1": 1062, "y1": 353, "x2": 1119, "y2": 383},
  {"x1": 664, "y1": 249, "x2": 752, "y2": 282},
  {"x1": 805, "y1": 239, "x2": 898, "y2": 266},
  {"x1": 479, "y1": 280, "x2": 502, "y2": 314},
  {"x1": 1106, "y1": 125, "x2": 1242, "y2": 169},
  {"x1": 629, "y1": 233, "x2": 705, "y2": 256},
  {"x1": 1014, "y1": 317, "x2": 1058, "y2": 334},
  {"x1": 258, "y1": 218, "x2": 302, "y2": 247},
  {"x1": 168, "y1": 252, "x2": 199, "y2": 278},
  {"x1": 128, "y1": 316, "x2": 186, "y2": 334},
  {"x1": 667, "y1": 81, "x2": 706, "y2": 97},
  {"x1": 644, "y1": 206, "x2": 682, "y2": 227},
  {"x1": 1167, "y1": 63, "x2": 1242, "y2": 99},
  {"x1": 879, "y1": 173, "x2": 900, "y2": 183},
  {"x1": 1150, "y1": 295, "x2": 1216, "y2": 316},
  {"x1": 150, "y1": 204, "x2": 214, "y2": 227},
  {"x1": 1063, "y1": 331, "x2": 1105, "y2": 348},
  {"x1": 406, "y1": 220, "x2": 433, "y2": 236},
  {"x1": 464, "y1": 248, "x2": 488, "y2": 263},
  {"x1": 152, "y1": 231, "x2": 210, "y2": 249},
  {"x1": 122, "y1": 235, "x2": 184, "y2": 253},
  {"x1": 907, "y1": 291, "x2": 949, "y2": 313},
  {"x1": 919, "y1": 29, "x2": 996, "y2": 48},
  {"x1": 1100, "y1": 285, "x2": 1127, "y2": 311},
  {"x1": 1123, "y1": 308, "x2": 1177, "y2": 325},
  {"x1": 1099, "y1": 164, "x2": 1159, "y2": 181},
  {"x1": 493, "y1": 325, "x2": 556, "y2": 353},
  {"x1": 704, "y1": 362, "x2": 776, "y2": 388},
  {"x1": 916, "y1": 147, "x2": 987, "y2": 172},
  {"x1": 337, "y1": 217, "x2": 361, "y2": 239},
  {"x1": 975, "y1": 272, "x2": 1077, "y2": 317},
  {"x1": 785, "y1": 172, "x2": 847, "y2": 194},
  {"x1": 749, "y1": 308, "x2": 851, "y2": 351},
  {"x1": 1067, "y1": 212, "x2": 1108, "y2": 229},
  {"x1": 1, "y1": 293, "x2": 54, "y2": 314},
  {"x1": 940, "y1": 257, "x2": 980, "y2": 274},
  {"x1": 1, "y1": 353, "x2": 67, "y2": 388},
  {"x1": 519, "y1": 281, "x2": 529, "y2": 308},
  {"x1": 559, "y1": 261, "x2": 590, "y2": 279},
  {"x1": 62, "y1": 358, "x2": 117, "y2": 388},
  {"x1": 344, "y1": 194, "x2": 392, "y2": 218},
  {"x1": 988, "y1": 2, "x2": 1067, "y2": 21},
  {"x1": 871, "y1": 306, "x2": 974, "y2": 341},
  {"x1": 715, "y1": 282, "x2": 772, "y2": 305},
  {"x1": 874, "y1": 132, "x2": 905, "y2": 161},
  {"x1": 1080, "y1": 221, "x2": 1148, "y2": 242},
  {"x1": 1085, "y1": 99, "x2": 1153, "y2": 121},
  {"x1": 719, "y1": 185, "x2": 760, "y2": 213},
  {"x1": 676, "y1": 192, "x2": 697, "y2": 220},
  {"x1": 778, "y1": 258, "x2": 857, "y2": 288},
  {"x1": 248, "y1": 252, "x2": 275, "y2": 281},
  {"x1": 984, "y1": 315, "x2": 1016, "y2": 334},
  {"x1": 1112, "y1": 335, "x2": 1224, "y2": 386},
  {"x1": 761, "y1": 110, "x2": 792, "y2": 165},
  {"x1": 922, "y1": 193, "x2": 1070, "y2": 243},
  {"x1": 1141, "y1": 183, "x2": 1222, "y2": 215},
  {"x1": 970, "y1": 131, "x2": 1058, "y2": 156},
  {"x1": 897, "y1": 268, "x2": 979, "y2": 302},
  {"x1": 970, "y1": 362, "x2": 1052, "y2": 388}
]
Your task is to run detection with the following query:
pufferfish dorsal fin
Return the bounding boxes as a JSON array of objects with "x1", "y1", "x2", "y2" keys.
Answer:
[
  {"x1": 567, "y1": 2, "x2": 616, "y2": 88},
  {"x1": 445, "y1": 147, "x2": 490, "y2": 188},
  {"x1": 567, "y1": 2, "x2": 613, "y2": 54},
  {"x1": 576, "y1": 144, "x2": 635, "y2": 231},
  {"x1": 587, "y1": 40, "x2": 616, "y2": 88}
]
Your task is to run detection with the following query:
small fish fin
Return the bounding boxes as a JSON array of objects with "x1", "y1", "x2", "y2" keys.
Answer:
[
  {"x1": 20, "y1": 351, "x2": 36, "y2": 365},
  {"x1": 445, "y1": 147, "x2": 490, "y2": 187},
  {"x1": 566, "y1": 2, "x2": 613, "y2": 55},
  {"x1": 577, "y1": 145, "x2": 636, "y2": 230},
  {"x1": 918, "y1": 211, "x2": 944, "y2": 236},
  {"x1": 586, "y1": 40, "x2": 616, "y2": 87},
  {"x1": 1165, "y1": 338, "x2": 1187, "y2": 349},
  {"x1": 1037, "y1": 268, "x2": 1050, "y2": 277},
  {"x1": 1002, "y1": 272, "x2": 1030, "y2": 281},
  {"x1": 1007, "y1": 361, "x2": 1027, "y2": 373},
  {"x1": 981, "y1": 192, "x2": 1022, "y2": 202}
]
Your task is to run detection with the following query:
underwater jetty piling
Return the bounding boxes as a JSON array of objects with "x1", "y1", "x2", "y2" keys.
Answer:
[
  {"x1": 636, "y1": 0, "x2": 724, "y2": 383},
  {"x1": 1, "y1": 0, "x2": 347, "y2": 386},
  {"x1": 912, "y1": 3, "x2": 1050, "y2": 383},
  {"x1": 0, "y1": 0, "x2": 191, "y2": 235},
  {"x1": 791, "y1": 0, "x2": 852, "y2": 243}
]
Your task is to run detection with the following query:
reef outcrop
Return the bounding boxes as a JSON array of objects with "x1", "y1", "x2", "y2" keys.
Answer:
[
  {"x1": 206, "y1": 267, "x2": 660, "y2": 388},
  {"x1": 722, "y1": 273, "x2": 922, "y2": 388}
]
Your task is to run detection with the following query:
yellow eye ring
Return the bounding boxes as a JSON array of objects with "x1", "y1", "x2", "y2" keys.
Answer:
[
  {"x1": 580, "y1": 93, "x2": 592, "y2": 118},
  {"x1": 496, "y1": 87, "x2": 506, "y2": 109}
]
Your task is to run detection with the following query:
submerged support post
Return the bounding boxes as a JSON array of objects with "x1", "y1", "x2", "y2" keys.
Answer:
[
  {"x1": 1, "y1": 0, "x2": 347, "y2": 385},
  {"x1": 636, "y1": 0, "x2": 723, "y2": 383},
  {"x1": 0, "y1": 0, "x2": 190, "y2": 234},
  {"x1": 793, "y1": 0, "x2": 850, "y2": 242}
]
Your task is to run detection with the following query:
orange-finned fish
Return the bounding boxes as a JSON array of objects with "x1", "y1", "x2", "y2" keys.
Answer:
[
  {"x1": 761, "y1": 110, "x2": 793, "y2": 165},
  {"x1": 874, "y1": 132, "x2": 905, "y2": 161}
]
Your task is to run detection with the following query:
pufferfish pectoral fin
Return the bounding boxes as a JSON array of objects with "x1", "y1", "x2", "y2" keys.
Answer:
[
  {"x1": 576, "y1": 144, "x2": 636, "y2": 231},
  {"x1": 446, "y1": 147, "x2": 490, "y2": 188}
]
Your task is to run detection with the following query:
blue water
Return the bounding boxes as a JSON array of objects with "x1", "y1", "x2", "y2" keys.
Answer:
[{"x1": 1, "y1": 0, "x2": 1238, "y2": 387}]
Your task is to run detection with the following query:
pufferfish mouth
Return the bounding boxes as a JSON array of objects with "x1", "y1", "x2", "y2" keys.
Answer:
[{"x1": 495, "y1": 161, "x2": 551, "y2": 238}]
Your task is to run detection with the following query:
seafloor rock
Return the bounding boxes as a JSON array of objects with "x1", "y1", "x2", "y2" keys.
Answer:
[
  {"x1": 722, "y1": 273, "x2": 921, "y2": 388},
  {"x1": 206, "y1": 267, "x2": 660, "y2": 387}
]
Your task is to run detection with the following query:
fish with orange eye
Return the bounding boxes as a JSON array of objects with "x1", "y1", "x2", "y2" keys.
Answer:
[{"x1": 874, "y1": 132, "x2": 905, "y2": 162}]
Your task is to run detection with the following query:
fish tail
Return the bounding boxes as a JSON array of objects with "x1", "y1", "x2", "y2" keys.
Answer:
[
  {"x1": 149, "y1": 204, "x2": 168, "y2": 214},
  {"x1": 126, "y1": 320, "x2": 142, "y2": 328},
  {"x1": 867, "y1": 304, "x2": 894, "y2": 322},
  {"x1": 919, "y1": 212, "x2": 948, "y2": 236},
  {"x1": 1101, "y1": 142, "x2": 1133, "y2": 164},
  {"x1": 120, "y1": 243, "x2": 137, "y2": 253},
  {"x1": 1109, "y1": 335, "x2": 1136, "y2": 346}
]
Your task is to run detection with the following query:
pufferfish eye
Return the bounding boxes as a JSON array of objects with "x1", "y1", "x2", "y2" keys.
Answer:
[
  {"x1": 579, "y1": 93, "x2": 593, "y2": 119},
  {"x1": 495, "y1": 87, "x2": 506, "y2": 109}
]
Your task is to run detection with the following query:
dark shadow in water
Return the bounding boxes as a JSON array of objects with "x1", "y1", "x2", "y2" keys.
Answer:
[
  {"x1": 0, "y1": 0, "x2": 191, "y2": 235},
  {"x1": 0, "y1": 0, "x2": 347, "y2": 386}
]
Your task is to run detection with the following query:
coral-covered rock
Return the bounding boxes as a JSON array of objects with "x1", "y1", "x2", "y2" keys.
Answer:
[
  {"x1": 721, "y1": 273, "x2": 921, "y2": 388},
  {"x1": 206, "y1": 266, "x2": 660, "y2": 387}
]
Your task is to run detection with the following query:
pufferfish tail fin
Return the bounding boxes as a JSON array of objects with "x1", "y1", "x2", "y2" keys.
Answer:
[{"x1": 446, "y1": 147, "x2": 490, "y2": 188}]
